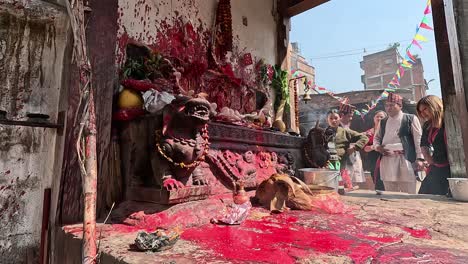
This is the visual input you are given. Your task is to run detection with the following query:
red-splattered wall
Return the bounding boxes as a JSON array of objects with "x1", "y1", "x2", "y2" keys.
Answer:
[
  {"x1": 117, "y1": 0, "x2": 278, "y2": 66},
  {"x1": 116, "y1": 0, "x2": 279, "y2": 112},
  {"x1": 0, "y1": 1, "x2": 69, "y2": 262},
  {"x1": 58, "y1": 0, "x2": 284, "y2": 225}
]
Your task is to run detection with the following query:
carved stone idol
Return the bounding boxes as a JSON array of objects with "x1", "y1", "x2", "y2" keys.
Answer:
[
  {"x1": 150, "y1": 94, "x2": 216, "y2": 190},
  {"x1": 236, "y1": 151, "x2": 257, "y2": 180}
]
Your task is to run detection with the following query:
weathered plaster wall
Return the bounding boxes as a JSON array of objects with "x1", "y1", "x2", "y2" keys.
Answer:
[
  {"x1": 117, "y1": 0, "x2": 278, "y2": 65},
  {"x1": 0, "y1": 1, "x2": 69, "y2": 262},
  {"x1": 230, "y1": 0, "x2": 278, "y2": 64}
]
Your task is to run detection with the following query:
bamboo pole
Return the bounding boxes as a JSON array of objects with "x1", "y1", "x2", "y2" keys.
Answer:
[
  {"x1": 83, "y1": 90, "x2": 98, "y2": 264},
  {"x1": 64, "y1": 0, "x2": 97, "y2": 262}
]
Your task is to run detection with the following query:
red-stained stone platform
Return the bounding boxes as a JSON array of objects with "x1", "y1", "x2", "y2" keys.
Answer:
[{"x1": 55, "y1": 190, "x2": 468, "y2": 263}]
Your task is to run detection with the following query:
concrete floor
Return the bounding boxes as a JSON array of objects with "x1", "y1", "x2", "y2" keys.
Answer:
[{"x1": 55, "y1": 190, "x2": 468, "y2": 263}]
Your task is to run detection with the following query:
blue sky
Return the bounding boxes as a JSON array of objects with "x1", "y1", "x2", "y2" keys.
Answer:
[{"x1": 290, "y1": 0, "x2": 441, "y2": 96}]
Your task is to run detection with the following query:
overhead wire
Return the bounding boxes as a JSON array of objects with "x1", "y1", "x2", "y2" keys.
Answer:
[{"x1": 307, "y1": 38, "x2": 434, "y2": 60}]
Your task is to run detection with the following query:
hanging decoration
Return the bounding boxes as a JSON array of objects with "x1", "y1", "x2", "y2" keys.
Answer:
[
  {"x1": 362, "y1": 0, "x2": 434, "y2": 116},
  {"x1": 291, "y1": 69, "x2": 349, "y2": 104},
  {"x1": 215, "y1": 0, "x2": 233, "y2": 60}
]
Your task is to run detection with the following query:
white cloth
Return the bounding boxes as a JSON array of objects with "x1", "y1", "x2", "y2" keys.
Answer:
[
  {"x1": 345, "y1": 149, "x2": 365, "y2": 183},
  {"x1": 373, "y1": 111, "x2": 423, "y2": 183},
  {"x1": 216, "y1": 201, "x2": 251, "y2": 225},
  {"x1": 143, "y1": 90, "x2": 175, "y2": 113},
  {"x1": 340, "y1": 123, "x2": 365, "y2": 183}
]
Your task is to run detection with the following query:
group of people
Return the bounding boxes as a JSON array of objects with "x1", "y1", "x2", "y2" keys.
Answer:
[{"x1": 321, "y1": 92, "x2": 451, "y2": 195}]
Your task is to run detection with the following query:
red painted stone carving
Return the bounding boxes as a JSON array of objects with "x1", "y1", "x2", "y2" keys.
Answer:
[
  {"x1": 150, "y1": 94, "x2": 215, "y2": 190},
  {"x1": 144, "y1": 95, "x2": 295, "y2": 198},
  {"x1": 205, "y1": 149, "x2": 295, "y2": 191}
]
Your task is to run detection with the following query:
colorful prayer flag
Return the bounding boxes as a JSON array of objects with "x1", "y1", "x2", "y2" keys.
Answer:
[
  {"x1": 412, "y1": 39, "x2": 423, "y2": 49},
  {"x1": 424, "y1": 5, "x2": 431, "y2": 15},
  {"x1": 420, "y1": 17, "x2": 433, "y2": 30},
  {"x1": 420, "y1": 22, "x2": 433, "y2": 30},
  {"x1": 405, "y1": 55, "x2": 415, "y2": 63},
  {"x1": 316, "y1": 86, "x2": 327, "y2": 94},
  {"x1": 390, "y1": 78, "x2": 400, "y2": 86},
  {"x1": 415, "y1": 34, "x2": 429, "y2": 42},
  {"x1": 402, "y1": 59, "x2": 413, "y2": 69},
  {"x1": 399, "y1": 66, "x2": 405, "y2": 78},
  {"x1": 406, "y1": 50, "x2": 417, "y2": 62}
]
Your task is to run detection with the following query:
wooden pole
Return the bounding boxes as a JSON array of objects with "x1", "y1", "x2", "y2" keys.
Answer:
[
  {"x1": 288, "y1": 76, "x2": 306, "y2": 133},
  {"x1": 39, "y1": 188, "x2": 51, "y2": 264},
  {"x1": 83, "y1": 90, "x2": 98, "y2": 264},
  {"x1": 64, "y1": 0, "x2": 98, "y2": 262},
  {"x1": 294, "y1": 79, "x2": 299, "y2": 132},
  {"x1": 432, "y1": 0, "x2": 468, "y2": 177}
]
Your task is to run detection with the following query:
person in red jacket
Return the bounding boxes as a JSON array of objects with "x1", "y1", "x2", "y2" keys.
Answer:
[{"x1": 363, "y1": 110, "x2": 387, "y2": 194}]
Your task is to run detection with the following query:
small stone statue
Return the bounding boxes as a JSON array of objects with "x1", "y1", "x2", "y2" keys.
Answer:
[{"x1": 150, "y1": 94, "x2": 216, "y2": 190}]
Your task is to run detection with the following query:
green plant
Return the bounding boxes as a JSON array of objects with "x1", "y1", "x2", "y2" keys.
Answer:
[
  {"x1": 122, "y1": 58, "x2": 146, "y2": 80},
  {"x1": 388, "y1": 42, "x2": 400, "y2": 49},
  {"x1": 144, "y1": 52, "x2": 167, "y2": 80},
  {"x1": 121, "y1": 51, "x2": 173, "y2": 81},
  {"x1": 271, "y1": 65, "x2": 289, "y2": 112}
]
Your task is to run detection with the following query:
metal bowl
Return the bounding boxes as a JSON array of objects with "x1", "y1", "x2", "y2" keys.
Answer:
[
  {"x1": 299, "y1": 168, "x2": 340, "y2": 191},
  {"x1": 448, "y1": 178, "x2": 468, "y2": 202}
]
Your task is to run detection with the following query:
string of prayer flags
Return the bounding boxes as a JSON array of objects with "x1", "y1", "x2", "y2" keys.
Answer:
[
  {"x1": 291, "y1": 69, "x2": 299, "y2": 77},
  {"x1": 315, "y1": 86, "x2": 328, "y2": 94},
  {"x1": 288, "y1": 1, "x2": 434, "y2": 120},
  {"x1": 362, "y1": 0, "x2": 433, "y2": 117}
]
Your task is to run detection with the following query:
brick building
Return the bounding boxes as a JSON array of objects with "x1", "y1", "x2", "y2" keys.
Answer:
[
  {"x1": 289, "y1": 42, "x2": 316, "y2": 96},
  {"x1": 360, "y1": 47, "x2": 427, "y2": 101}
]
